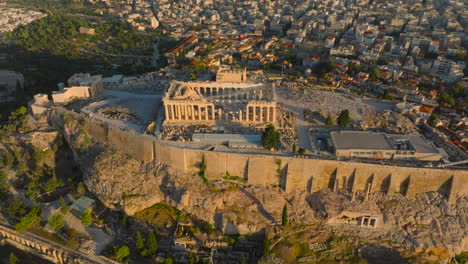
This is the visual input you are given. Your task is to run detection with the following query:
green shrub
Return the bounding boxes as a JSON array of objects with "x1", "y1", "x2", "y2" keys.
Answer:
[
  {"x1": 15, "y1": 207, "x2": 41, "y2": 231},
  {"x1": 114, "y1": 246, "x2": 130, "y2": 262},
  {"x1": 147, "y1": 230, "x2": 158, "y2": 255},
  {"x1": 262, "y1": 124, "x2": 280, "y2": 150},
  {"x1": 7, "y1": 197, "x2": 27, "y2": 219},
  {"x1": 48, "y1": 213, "x2": 65, "y2": 230},
  {"x1": 81, "y1": 209, "x2": 93, "y2": 226},
  {"x1": 456, "y1": 252, "x2": 468, "y2": 264}
]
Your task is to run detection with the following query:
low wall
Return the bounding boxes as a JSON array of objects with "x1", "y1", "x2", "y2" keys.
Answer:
[{"x1": 47, "y1": 107, "x2": 468, "y2": 204}]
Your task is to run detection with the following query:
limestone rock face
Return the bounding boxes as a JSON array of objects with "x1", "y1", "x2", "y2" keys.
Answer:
[
  {"x1": 307, "y1": 189, "x2": 468, "y2": 255},
  {"x1": 75, "y1": 144, "x2": 318, "y2": 234},
  {"x1": 75, "y1": 145, "x2": 468, "y2": 254},
  {"x1": 59, "y1": 115, "x2": 466, "y2": 254}
]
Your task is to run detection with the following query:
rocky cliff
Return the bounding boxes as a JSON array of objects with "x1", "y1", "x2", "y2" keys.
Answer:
[{"x1": 60, "y1": 116, "x2": 467, "y2": 255}]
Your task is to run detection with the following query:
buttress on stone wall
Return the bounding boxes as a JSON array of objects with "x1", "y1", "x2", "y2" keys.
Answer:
[{"x1": 49, "y1": 108, "x2": 468, "y2": 204}]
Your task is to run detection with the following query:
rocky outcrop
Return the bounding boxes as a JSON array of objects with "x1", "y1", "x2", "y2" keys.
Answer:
[
  {"x1": 58, "y1": 115, "x2": 467, "y2": 254},
  {"x1": 308, "y1": 189, "x2": 468, "y2": 255},
  {"x1": 75, "y1": 142, "x2": 318, "y2": 234}
]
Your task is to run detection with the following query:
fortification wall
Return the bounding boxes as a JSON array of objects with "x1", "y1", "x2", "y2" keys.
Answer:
[
  {"x1": 107, "y1": 127, "x2": 154, "y2": 162},
  {"x1": 47, "y1": 107, "x2": 468, "y2": 204}
]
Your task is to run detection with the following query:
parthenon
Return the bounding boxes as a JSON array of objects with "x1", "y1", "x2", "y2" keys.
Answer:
[{"x1": 163, "y1": 79, "x2": 277, "y2": 125}]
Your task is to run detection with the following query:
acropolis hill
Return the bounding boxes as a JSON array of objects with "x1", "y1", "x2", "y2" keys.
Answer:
[
  {"x1": 27, "y1": 67, "x2": 468, "y2": 257},
  {"x1": 29, "y1": 68, "x2": 467, "y2": 199}
]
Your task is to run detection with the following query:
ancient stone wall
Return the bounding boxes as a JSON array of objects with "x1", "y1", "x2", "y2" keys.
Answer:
[{"x1": 48, "y1": 108, "x2": 468, "y2": 204}]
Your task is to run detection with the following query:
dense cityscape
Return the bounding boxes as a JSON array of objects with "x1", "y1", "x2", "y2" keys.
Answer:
[{"x1": 0, "y1": 0, "x2": 467, "y2": 263}]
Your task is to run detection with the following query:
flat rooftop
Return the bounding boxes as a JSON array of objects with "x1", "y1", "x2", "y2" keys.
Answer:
[
  {"x1": 330, "y1": 131, "x2": 393, "y2": 150},
  {"x1": 387, "y1": 134, "x2": 439, "y2": 153},
  {"x1": 331, "y1": 131, "x2": 440, "y2": 154}
]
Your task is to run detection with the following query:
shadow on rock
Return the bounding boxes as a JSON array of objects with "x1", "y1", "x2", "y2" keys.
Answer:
[{"x1": 361, "y1": 245, "x2": 408, "y2": 264}]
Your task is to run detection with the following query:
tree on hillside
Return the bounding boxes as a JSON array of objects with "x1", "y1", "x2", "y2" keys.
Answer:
[
  {"x1": 59, "y1": 196, "x2": 69, "y2": 214},
  {"x1": 15, "y1": 207, "x2": 41, "y2": 231},
  {"x1": 7, "y1": 197, "x2": 26, "y2": 219},
  {"x1": 9, "y1": 253, "x2": 19, "y2": 264},
  {"x1": 147, "y1": 230, "x2": 158, "y2": 255},
  {"x1": 326, "y1": 115, "x2": 334, "y2": 126},
  {"x1": 262, "y1": 124, "x2": 280, "y2": 150},
  {"x1": 282, "y1": 204, "x2": 288, "y2": 226},
  {"x1": 337, "y1": 110, "x2": 350, "y2": 128},
  {"x1": 0, "y1": 171, "x2": 10, "y2": 201},
  {"x1": 163, "y1": 256, "x2": 175, "y2": 264},
  {"x1": 48, "y1": 213, "x2": 65, "y2": 230},
  {"x1": 369, "y1": 68, "x2": 380, "y2": 81},
  {"x1": 136, "y1": 231, "x2": 144, "y2": 250},
  {"x1": 81, "y1": 209, "x2": 93, "y2": 226},
  {"x1": 262, "y1": 237, "x2": 271, "y2": 256},
  {"x1": 114, "y1": 246, "x2": 130, "y2": 262}
]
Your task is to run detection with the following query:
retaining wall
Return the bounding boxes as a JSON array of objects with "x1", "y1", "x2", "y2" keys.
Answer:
[{"x1": 48, "y1": 108, "x2": 468, "y2": 204}]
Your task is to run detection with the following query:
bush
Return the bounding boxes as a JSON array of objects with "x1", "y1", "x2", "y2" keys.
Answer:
[
  {"x1": 262, "y1": 124, "x2": 280, "y2": 150},
  {"x1": 59, "y1": 196, "x2": 69, "y2": 214},
  {"x1": 204, "y1": 222, "x2": 214, "y2": 236},
  {"x1": 48, "y1": 213, "x2": 65, "y2": 230},
  {"x1": 456, "y1": 252, "x2": 468, "y2": 264},
  {"x1": 147, "y1": 230, "x2": 158, "y2": 255},
  {"x1": 0, "y1": 171, "x2": 10, "y2": 201},
  {"x1": 163, "y1": 256, "x2": 175, "y2": 264},
  {"x1": 7, "y1": 197, "x2": 27, "y2": 219},
  {"x1": 297, "y1": 148, "x2": 306, "y2": 156},
  {"x1": 15, "y1": 207, "x2": 41, "y2": 231},
  {"x1": 326, "y1": 115, "x2": 334, "y2": 126},
  {"x1": 262, "y1": 237, "x2": 271, "y2": 256},
  {"x1": 9, "y1": 253, "x2": 19, "y2": 264},
  {"x1": 136, "y1": 231, "x2": 144, "y2": 249},
  {"x1": 114, "y1": 246, "x2": 130, "y2": 262},
  {"x1": 81, "y1": 209, "x2": 93, "y2": 226},
  {"x1": 337, "y1": 109, "x2": 350, "y2": 128}
]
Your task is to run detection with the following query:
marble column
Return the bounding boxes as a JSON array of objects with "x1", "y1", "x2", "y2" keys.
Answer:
[
  {"x1": 205, "y1": 106, "x2": 208, "y2": 120},
  {"x1": 266, "y1": 106, "x2": 270, "y2": 122},
  {"x1": 177, "y1": 105, "x2": 181, "y2": 120},
  {"x1": 246, "y1": 106, "x2": 250, "y2": 122},
  {"x1": 260, "y1": 106, "x2": 264, "y2": 122},
  {"x1": 165, "y1": 105, "x2": 170, "y2": 120},
  {"x1": 211, "y1": 106, "x2": 215, "y2": 120},
  {"x1": 190, "y1": 105, "x2": 194, "y2": 120},
  {"x1": 272, "y1": 106, "x2": 276, "y2": 123},
  {"x1": 253, "y1": 106, "x2": 256, "y2": 122}
]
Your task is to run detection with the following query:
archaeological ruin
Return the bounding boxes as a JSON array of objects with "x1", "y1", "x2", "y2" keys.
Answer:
[{"x1": 163, "y1": 68, "x2": 277, "y2": 125}]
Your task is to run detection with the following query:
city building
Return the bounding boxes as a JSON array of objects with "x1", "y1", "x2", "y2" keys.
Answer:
[{"x1": 330, "y1": 131, "x2": 443, "y2": 161}]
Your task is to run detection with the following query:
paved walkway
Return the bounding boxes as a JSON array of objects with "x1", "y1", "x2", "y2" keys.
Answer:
[{"x1": 276, "y1": 96, "x2": 314, "y2": 153}]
